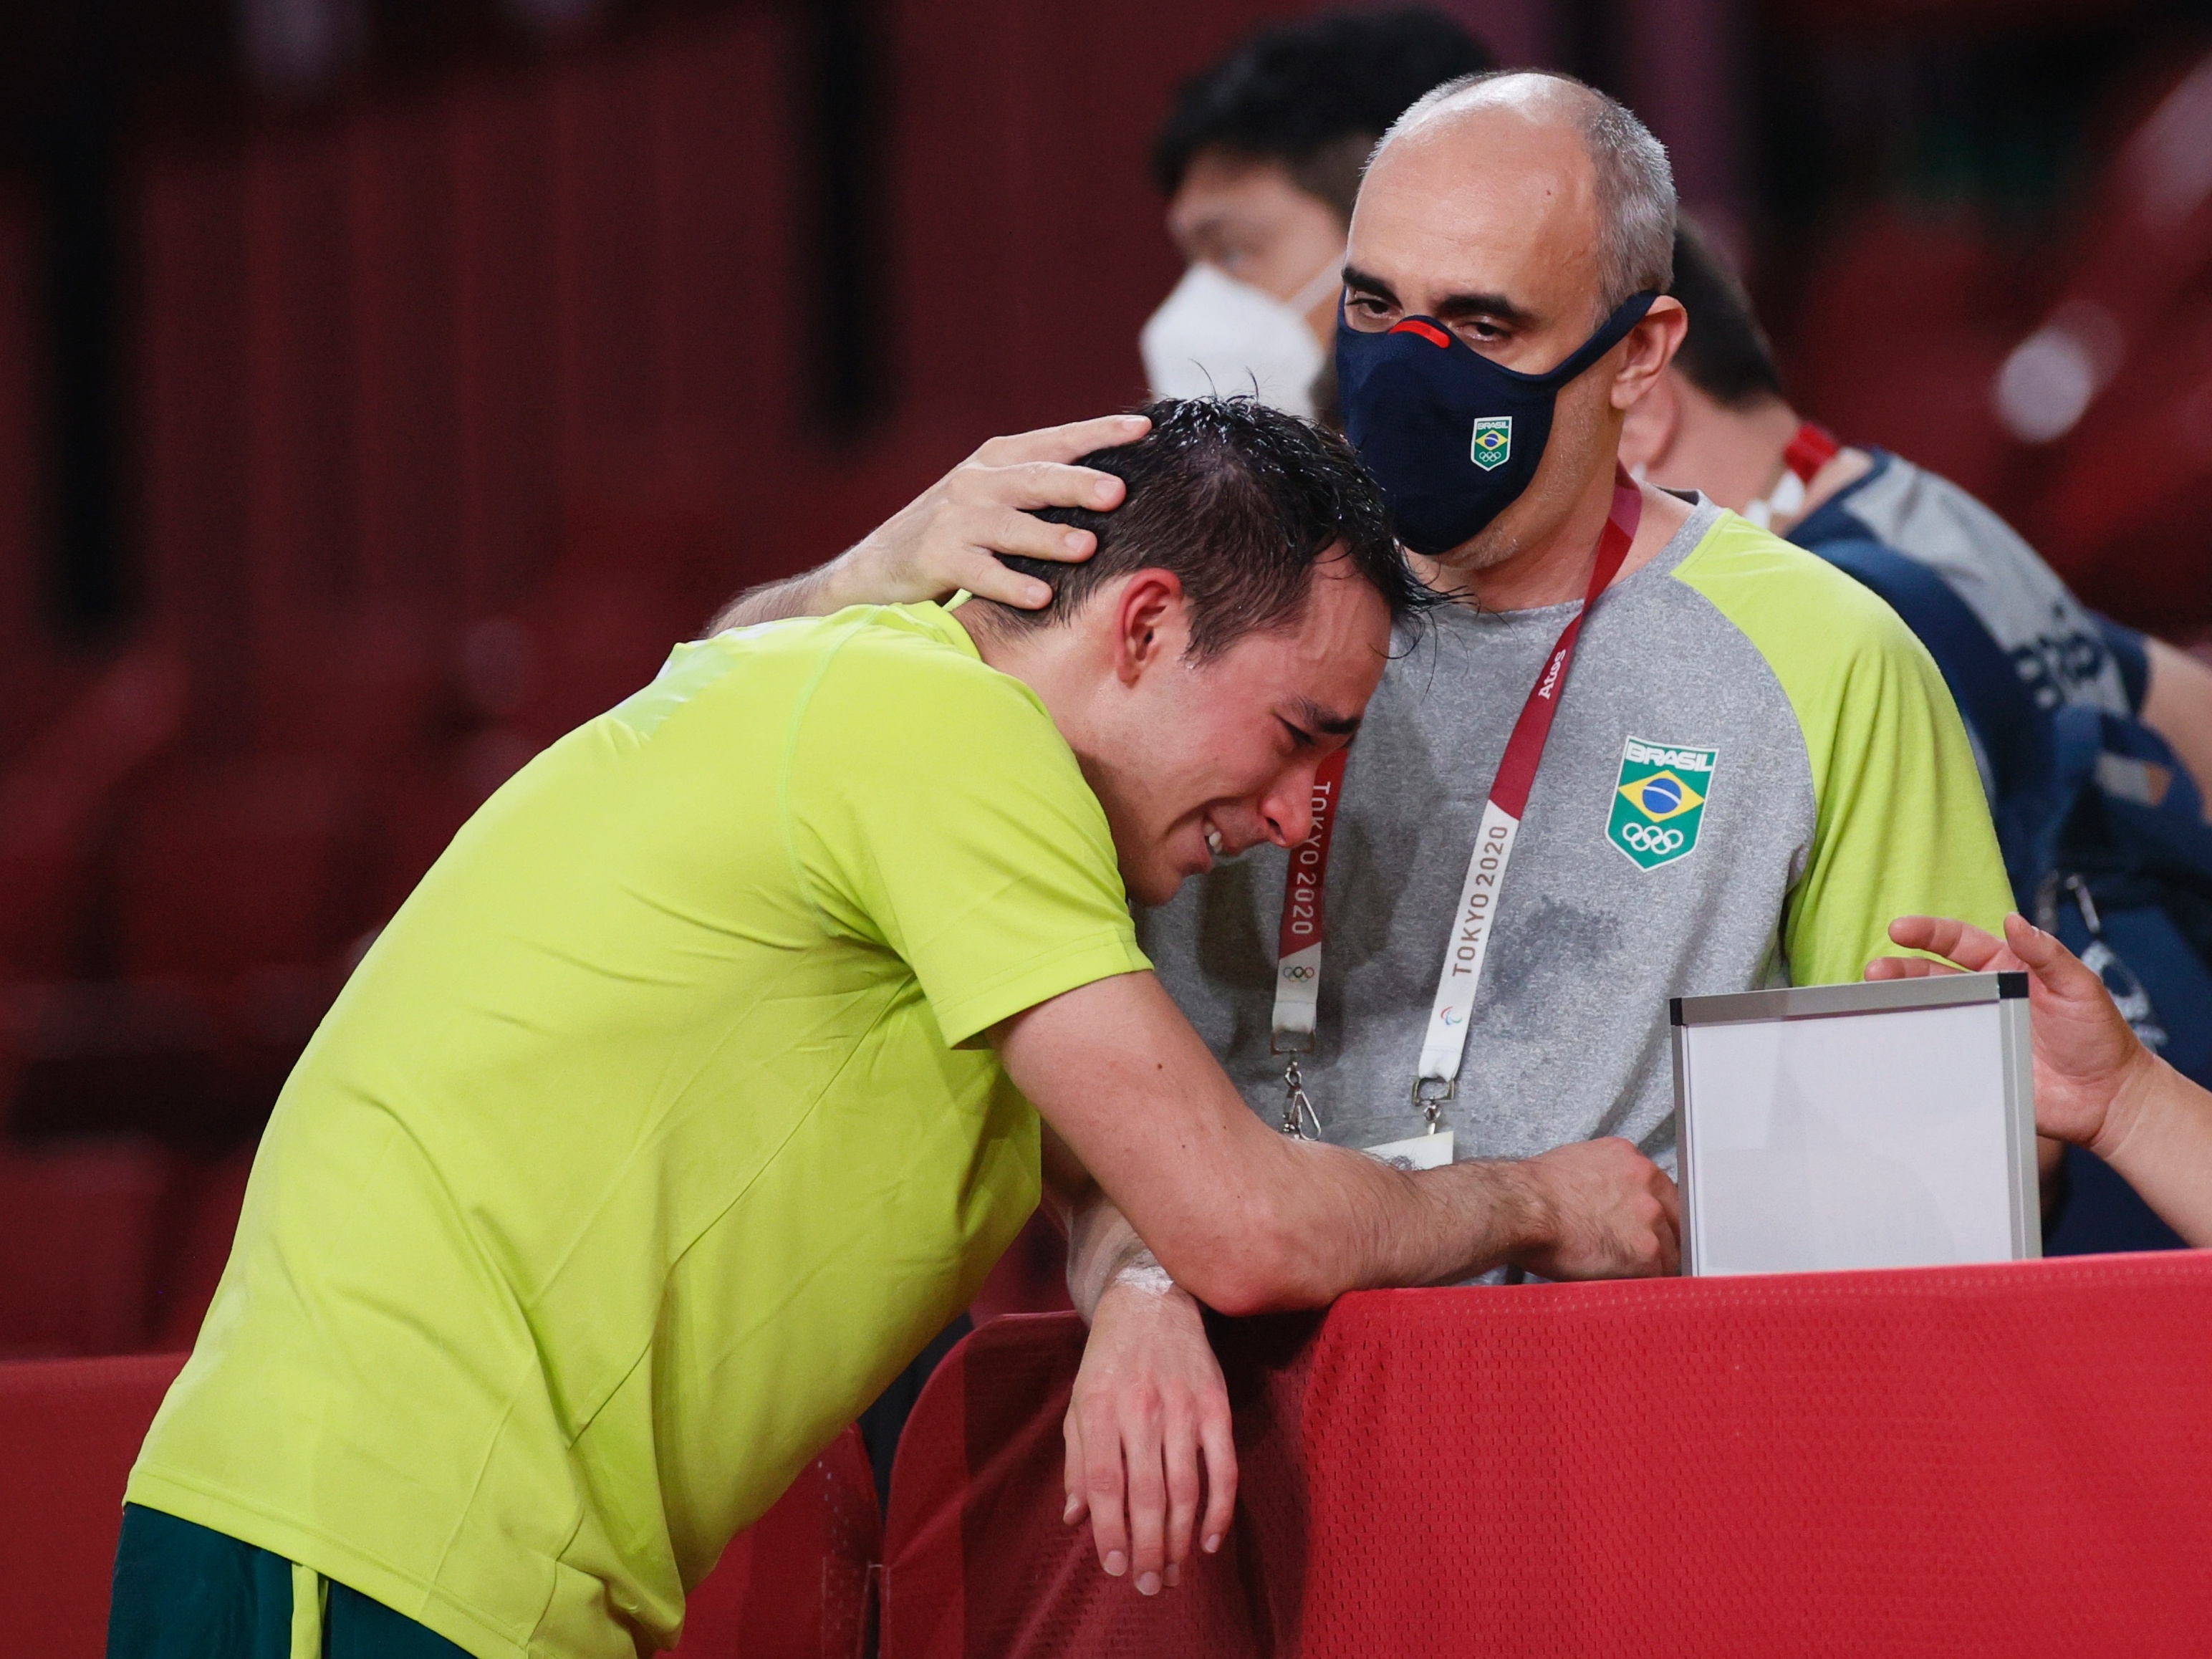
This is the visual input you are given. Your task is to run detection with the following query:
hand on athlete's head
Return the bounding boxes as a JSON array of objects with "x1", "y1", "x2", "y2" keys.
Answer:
[{"x1": 828, "y1": 414, "x2": 1149, "y2": 612}]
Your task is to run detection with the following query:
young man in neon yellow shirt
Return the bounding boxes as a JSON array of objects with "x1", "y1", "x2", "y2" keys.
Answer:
[{"x1": 111, "y1": 400, "x2": 1680, "y2": 1659}]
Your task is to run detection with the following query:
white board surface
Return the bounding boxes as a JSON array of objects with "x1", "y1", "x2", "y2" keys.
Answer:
[{"x1": 1677, "y1": 984, "x2": 2035, "y2": 1276}]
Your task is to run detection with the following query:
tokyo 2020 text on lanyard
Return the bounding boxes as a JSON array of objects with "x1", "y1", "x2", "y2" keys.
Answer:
[{"x1": 1269, "y1": 468, "x2": 1645, "y2": 1169}]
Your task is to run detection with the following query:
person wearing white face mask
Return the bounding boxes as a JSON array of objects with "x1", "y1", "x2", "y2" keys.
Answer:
[
  {"x1": 1142, "y1": 256, "x2": 1346, "y2": 419},
  {"x1": 1139, "y1": 7, "x2": 1492, "y2": 420}
]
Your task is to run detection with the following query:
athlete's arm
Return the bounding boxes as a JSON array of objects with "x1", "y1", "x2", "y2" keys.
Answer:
[
  {"x1": 1871, "y1": 913, "x2": 2212, "y2": 1246},
  {"x1": 2143, "y1": 639, "x2": 2212, "y2": 823},
  {"x1": 701, "y1": 415, "x2": 1144, "y2": 633},
  {"x1": 1003, "y1": 973, "x2": 1678, "y2": 1592}
]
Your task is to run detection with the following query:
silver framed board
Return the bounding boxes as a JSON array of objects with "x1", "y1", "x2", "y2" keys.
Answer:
[{"x1": 1671, "y1": 972, "x2": 2038, "y2": 1276}]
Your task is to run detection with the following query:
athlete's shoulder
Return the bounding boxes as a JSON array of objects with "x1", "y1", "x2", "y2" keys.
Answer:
[
  {"x1": 1671, "y1": 509, "x2": 1929, "y2": 665},
  {"x1": 617, "y1": 601, "x2": 1030, "y2": 739}
]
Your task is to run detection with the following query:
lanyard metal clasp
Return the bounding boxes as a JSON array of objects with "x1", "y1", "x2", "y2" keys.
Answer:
[
  {"x1": 1279, "y1": 1053, "x2": 1323, "y2": 1140},
  {"x1": 1412, "y1": 1075, "x2": 1453, "y2": 1134}
]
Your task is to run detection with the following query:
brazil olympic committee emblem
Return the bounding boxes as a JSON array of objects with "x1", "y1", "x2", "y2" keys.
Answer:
[
  {"x1": 1607, "y1": 735, "x2": 1717, "y2": 871},
  {"x1": 1470, "y1": 417, "x2": 1511, "y2": 471}
]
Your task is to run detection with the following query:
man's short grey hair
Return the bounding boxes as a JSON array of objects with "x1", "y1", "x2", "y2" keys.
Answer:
[{"x1": 1374, "y1": 70, "x2": 1676, "y2": 319}]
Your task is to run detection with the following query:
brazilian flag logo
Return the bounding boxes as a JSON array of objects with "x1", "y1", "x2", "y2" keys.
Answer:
[
  {"x1": 1470, "y1": 417, "x2": 1512, "y2": 471},
  {"x1": 1608, "y1": 735, "x2": 1718, "y2": 871}
]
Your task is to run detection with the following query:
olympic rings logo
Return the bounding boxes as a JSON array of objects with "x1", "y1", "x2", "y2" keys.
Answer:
[
  {"x1": 1280, "y1": 964, "x2": 1317, "y2": 981},
  {"x1": 1619, "y1": 822, "x2": 1686, "y2": 855}
]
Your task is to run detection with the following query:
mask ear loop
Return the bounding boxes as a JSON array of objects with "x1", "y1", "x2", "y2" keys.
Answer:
[{"x1": 1287, "y1": 247, "x2": 1350, "y2": 317}]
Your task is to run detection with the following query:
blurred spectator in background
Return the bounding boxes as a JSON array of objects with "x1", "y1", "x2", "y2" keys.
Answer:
[
  {"x1": 1630, "y1": 219, "x2": 2212, "y2": 823},
  {"x1": 1140, "y1": 7, "x2": 1491, "y2": 418},
  {"x1": 1986, "y1": 52, "x2": 2212, "y2": 635},
  {"x1": 1624, "y1": 218, "x2": 2212, "y2": 1246}
]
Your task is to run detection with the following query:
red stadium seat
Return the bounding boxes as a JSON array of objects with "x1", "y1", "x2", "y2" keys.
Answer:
[
  {"x1": 0, "y1": 1140, "x2": 172, "y2": 1358},
  {"x1": 145, "y1": 1144, "x2": 257, "y2": 1352},
  {"x1": 1, "y1": 1351, "x2": 186, "y2": 1659},
  {"x1": 882, "y1": 1258, "x2": 2212, "y2": 1658},
  {"x1": 674, "y1": 1423, "x2": 882, "y2": 1658},
  {"x1": 112, "y1": 755, "x2": 369, "y2": 981},
  {"x1": 0, "y1": 651, "x2": 189, "y2": 980}
]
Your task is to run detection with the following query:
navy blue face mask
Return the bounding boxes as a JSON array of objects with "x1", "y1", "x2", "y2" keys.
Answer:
[{"x1": 1337, "y1": 291, "x2": 1658, "y2": 556}]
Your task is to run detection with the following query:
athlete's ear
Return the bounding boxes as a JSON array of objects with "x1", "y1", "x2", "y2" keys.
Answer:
[
  {"x1": 1612, "y1": 294, "x2": 1687, "y2": 413},
  {"x1": 1111, "y1": 569, "x2": 1188, "y2": 687},
  {"x1": 1618, "y1": 360, "x2": 1683, "y2": 473}
]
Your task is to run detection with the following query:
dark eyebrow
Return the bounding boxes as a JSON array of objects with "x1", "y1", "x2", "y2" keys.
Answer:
[
  {"x1": 1290, "y1": 697, "x2": 1362, "y2": 738},
  {"x1": 1342, "y1": 264, "x2": 1541, "y2": 333},
  {"x1": 1341, "y1": 264, "x2": 1398, "y2": 307}
]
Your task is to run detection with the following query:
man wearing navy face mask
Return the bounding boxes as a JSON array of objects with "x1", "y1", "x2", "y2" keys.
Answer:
[
  {"x1": 711, "y1": 71, "x2": 2013, "y2": 1599},
  {"x1": 1057, "y1": 68, "x2": 2011, "y2": 1588}
]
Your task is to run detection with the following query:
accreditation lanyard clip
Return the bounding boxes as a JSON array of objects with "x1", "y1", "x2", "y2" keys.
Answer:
[{"x1": 1267, "y1": 468, "x2": 1644, "y2": 1148}]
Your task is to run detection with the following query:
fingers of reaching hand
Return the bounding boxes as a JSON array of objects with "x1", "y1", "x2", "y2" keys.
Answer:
[
  {"x1": 1885, "y1": 914, "x2": 2001, "y2": 969},
  {"x1": 972, "y1": 413, "x2": 1150, "y2": 470},
  {"x1": 2001, "y1": 913, "x2": 2125, "y2": 1024},
  {"x1": 2001, "y1": 912, "x2": 2086, "y2": 989},
  {"x1": 1865, "y1": 956, "x2": 1947, "y2": 981}
]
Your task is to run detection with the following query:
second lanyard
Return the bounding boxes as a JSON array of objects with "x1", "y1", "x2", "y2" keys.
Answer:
[{"x1": 1269, "y1": 467, "x2": 1645, "y2": 1155}]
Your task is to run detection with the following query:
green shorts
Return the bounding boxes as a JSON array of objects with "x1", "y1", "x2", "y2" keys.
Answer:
[{"x1": 107, "y1": 1506, "x2": 468, "y2": 1659}]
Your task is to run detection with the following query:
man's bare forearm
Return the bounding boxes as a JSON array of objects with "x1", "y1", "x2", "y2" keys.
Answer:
[
  {"x1": 1068, "y1": 1160, "x2": 1539, "y2": 1320},
  {"x1": 1001, "y1": 974, "x2": 1673, "y2": 1317},
  {"x1": 703, "y1": 564, "x2": 842, "y2": 636}
]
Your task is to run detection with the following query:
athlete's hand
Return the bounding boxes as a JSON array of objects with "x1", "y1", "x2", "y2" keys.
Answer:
[
  {"x1": 823, "y1": 413, "x2": 1146, "y2": 612},
  {"x1": 1512, "y1": 1137, "x2": 1680, "y2": 1279},
  {"x1": 1062, "y1": 1270, "x2": 1236, "y2": 1597},
  {"x1": 1870, "y1": 913, "x2": 2158, "y2": 1155}
]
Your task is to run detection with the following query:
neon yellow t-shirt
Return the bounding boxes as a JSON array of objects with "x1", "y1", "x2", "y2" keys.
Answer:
[{"x1": 127, "y1": 603, "x2": 1150, "y2": 1659}]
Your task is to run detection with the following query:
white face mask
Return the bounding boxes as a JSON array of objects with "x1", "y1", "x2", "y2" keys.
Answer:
[{"x1": 1140, "y1": 252, "x2": 1344, "y2": 420}]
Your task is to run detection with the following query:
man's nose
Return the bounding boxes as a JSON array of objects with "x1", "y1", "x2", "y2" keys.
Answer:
[{"x1": 1258, "y1": 762, "x2": 1321, "y2": 850}]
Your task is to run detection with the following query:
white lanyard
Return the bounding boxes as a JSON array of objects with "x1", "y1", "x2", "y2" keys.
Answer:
[{"x1": 1269, "y1": 471, "x2": 1643, "y2": 1156}]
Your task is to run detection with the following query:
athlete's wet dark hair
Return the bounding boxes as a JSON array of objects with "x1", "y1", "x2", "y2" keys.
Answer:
[
  {"x1": 1151, "y1": 8, "x2": 1494, "y2": 220},
  {"x1": 971, "y1": 398, "x2": 1433, "y2": 660},
  {"x1": 1669, "y1": 216, "x2": 1786, "y2": 409}
]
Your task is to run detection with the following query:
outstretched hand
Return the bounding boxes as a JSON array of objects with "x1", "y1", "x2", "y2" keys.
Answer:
[{"x1": 1869, "y1": 913, "x2": 2155, "y2": 1155}]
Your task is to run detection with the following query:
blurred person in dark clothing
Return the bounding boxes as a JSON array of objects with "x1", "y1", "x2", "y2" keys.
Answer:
[
  {"x1": 1140, "y1": 8, "x2": 1492, "y2": 418},
  {"x1": 1621, "y1": 217, "x2": 2212, "y2": 817},
  {"x1": 1623, "y1": 219, "x2": 2212, "y2": 1137}
]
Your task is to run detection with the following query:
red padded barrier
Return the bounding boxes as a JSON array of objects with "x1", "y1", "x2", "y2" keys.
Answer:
[
  {"x1": 883, "y1": 1255, "x2": 2212, "y2": 1658},
  {"x1": 1, "y1": 1351, "x2": 187, "y2": 1658},
  {"x1": 675, "y1": 1423, "x2": 883, "y2": 1658}
]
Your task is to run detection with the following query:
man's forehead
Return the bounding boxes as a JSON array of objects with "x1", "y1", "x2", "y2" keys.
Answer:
[{"x1": 1350, "y1": 98, "x2": 1600, "y2": 306}]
